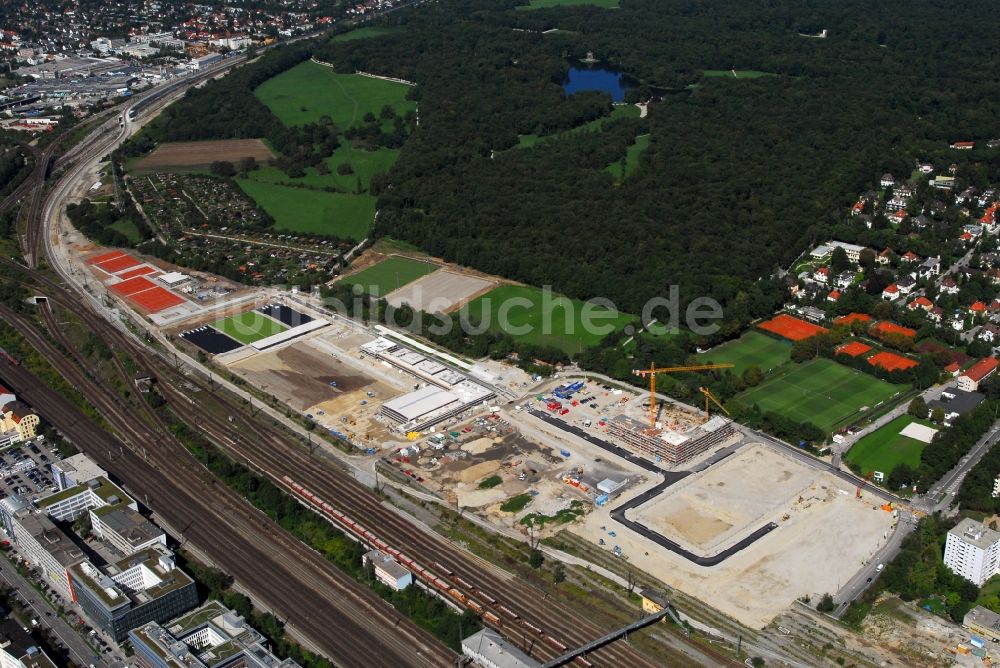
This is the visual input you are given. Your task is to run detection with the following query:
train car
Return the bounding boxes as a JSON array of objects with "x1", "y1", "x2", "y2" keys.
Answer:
[
  {"x1": 447, "y1": 588, "x2": 466, "y2": 604},
  {"x1": 397, "y1": 553, "x2": 413, "y2": 567},
  {"x1": 498, "y1": 605, "x2": 519, "y2": 620},
  {"x1": 0, "y1": 349, "x2": 19, "y2": 365},
  {"x1": 433, "y1": 561, "x2": 455, "y2": 576},
  {"x1": 522, "y1": 621, "x2": 543, "y2": 635},
  {"x1": 467, "y1": 601, "x2": 483, "y2": 614},
  {"x1": 574, "y1": 657, "x2": 593, "y2": 667},
  {"x1": 479, "y1": 592, "x2": 498, "y2": 605},
  {"x1": 453, "y1": 576, "x2": 473, "y2": 590},
  {"x1": 543, "y1": 636, "x2": 567, "y2": 652},
  {"x1": 432, "y1": 578, "x2": 450, "y2": 591},
  {"x1": 483, "y1": 612, "x2": 501, "y2": 626}
]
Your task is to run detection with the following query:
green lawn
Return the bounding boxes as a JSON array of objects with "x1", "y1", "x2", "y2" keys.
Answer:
[
  {"x1": 255, "y1": 61, "x2": 415, "y2": 128},
  {"x1": 517, "y1": 0, "x2": 619, "y2": 9},
  {"x1": 516, "y1": 104, "x2": 639, "y2": 148},
  {"x1": 110, "y1": 219, "x2": 142, "y2": 243},
  {"x1": 235, "y1": 179, "x2": 374, "y2": 240},
  {"x1": 702, "y1": 331, "x2": 791, "y2": 375},
  {"x1": 346, "y1": 256, "x2": 439, "y2": 296},
  {"x1": 463, "y1": 285, "x2": 636, "y2": 355},
  {"x1": 332, "y1": 27, "x2": 401, "y2": 42},
  {"x1": 213, "y1": 311, "x2": 288, "y2": 344},
  {"x1": 702, "y1": 69, "x2": 777, "y2": 79},
  {"x1": 606, "y1": 133, "x2": 650, "y2": 180},
  {"x1": 845, "y1": 415, "x2": 937, "y2": 477},
  {"x1": 733, "y1": 358, "x2": 905, "y2": 433}
]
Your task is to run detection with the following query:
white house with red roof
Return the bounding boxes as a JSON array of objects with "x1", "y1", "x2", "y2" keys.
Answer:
[
  {"x1": 827, "y1": 290, "x2": 841, "y2": 302},
  {"x1": 882, "y1": 284, "x2": 901, "y2": 301},
  {"x1": 959, "y1": 357, "x2": 999, "y2": 392},
  {"x1": 813, "y1": 266, "x2": 830, "y2": 283},
  {"x1": 908, "y1": 296, "x2": 934, "y2": 312}
]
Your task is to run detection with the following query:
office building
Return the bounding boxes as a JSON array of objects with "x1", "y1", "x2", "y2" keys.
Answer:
[
  {"x1": 90, "y1": 505, "x2": 165, "y2": 555},
  {"x1": 129, "y1": 600, "x2": 301, "y2": 668},
  {"x1": 944, "y1": 518, "x2": 1000, "y2": 586},
  {"x1": 0, "y1": 618, "x2": 57, "y2": 668},
  {"x1": 0, "y1": 504, "x2": 84, "y2": 600},
  {"x1": 36, "y1": 476, "x2": 135, "y2": 522},
  {"x1": 69, "y1": 547, "x2": 198, "y2": 642},
  {"x1": 50, "y1": 453, "x2": 107, "y2": 491}
]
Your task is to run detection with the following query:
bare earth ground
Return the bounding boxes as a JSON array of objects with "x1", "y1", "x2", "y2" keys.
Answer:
[
  {"x1": 384, "y1": 270, "x2": 496, "y2": 313},
  {"x1": 574, "y1": 444, "x2": 895, "y2": 627},
  {"x1": 134, "y1": 139, "x2": 275, "y2": 171},
  {"x1": 633, "y1": 444, "x2": 816, "y2": 552}
]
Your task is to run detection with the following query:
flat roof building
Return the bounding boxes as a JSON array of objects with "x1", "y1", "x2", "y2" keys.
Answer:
[
  {"x1": 129, "y1": 600, "x2": 301, "y2": 668},
  {"x1": 50, "y1": 453, "x2": 107, "y2": 491},
  {"x1": 944, "y1": 518, "x2": 1000, "y2": 586},
  {"x1": 91, "y1": 504, "x2": 166, "y2": 555},
  {"x1": 462, "y1": 628, "x2": 540, "y2": 668},
  {"x1": 607, "y1": 414, "x2": 736, "y2": 466},
  {"x1": 965, "y1": 605, "x2": 1000, "y2": 643},
  {"x1": 69, "y1": 547, "x2": 198, "y2": 642},
  {"x1": 36, "y1": 475, "x2": 135, "y2": 522},
  {"x1": 363, "y1": 549, "x2": 412, "y2": 591},
  {"x1": 1, "y1": 508, "x2": 84, "y2": 600},
  {"x1": 0, "y1": 618, "x2": 57, "y2": 668}
]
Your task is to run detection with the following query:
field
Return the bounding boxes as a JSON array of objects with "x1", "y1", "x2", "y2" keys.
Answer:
[
  {"x1": 702, "y1": 331, "x2": 790, "y2": 375},
  {"x1": 463, "y1": 285, "x2": 636, "y2": 354},
  {"x1": 517, "y1": 0, "x2": 619, "y2": 9},
  {"x1": 846, "y1": 415, "x2": 937, "y2": 476},
  {"x1": 606, "y1": 133, "x2": 649, "y2": 180},
  {"x1": 132, "y1": 139, "x2": 275, "y2": 172},
  {"x1": 702, "y1": 69, "x2": 777, "y2": 79},
  {"x1": 234, "y1": 179, "x2": 374, "y2": 240},
  {"x1": 346, "y1": 256, "x2": 439, "y2": 296},
  {"x1": 245, "y1": 144, "x2": 399, "y2": 191},
  {"x1": 517, "y1": 104, "x2": 639, "y2": 148},
  {"x1": 255, "y1": 61, "x2": 415, "y2": 128},
  {"x1": 386, "y1": 270, "x2": 496, "y2": 313},
  {"x1": 332, "y1": 27, "x2": 401, "y2": 42},
  {"x1": 213, "y1": 311, "x2": 288, "y2": 344},
  {"x1": 733, "y1": 358, "x2": 904, "y2": 433}
]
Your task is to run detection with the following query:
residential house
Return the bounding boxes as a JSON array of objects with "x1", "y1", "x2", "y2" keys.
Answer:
[
  {"x1": 945, "y1": 361, "x2": 961, "y2": 376},
  {"x1": 931, "y1": 175, "x2": 956, "y2": 190},
  {"x1": 908, "y1": 296, "x2": 934, "y2": 312},
  {"x1": 834, "y1": 271, "x2": 856, "y2": 289},
  {"x1": 827, "y1": 290, "x2": 841, "y2": 303},
  {"x1": 941, "y1": 276, "x2": 960, "y2": 295},
  {"x1": 917, "y1": 163, "x2": 934, "y2": 174},
  {"x1": 897, "y1": 275, "x2": 917, "y2": 294},
  {"x1": 980, "y1": 323, "x2": 1000, "y2": 344},
  {"x1": 895, "y1": 184, "x2": 914, "y2": 199},
  {"x1": 886, "y1": 196, "x2": 909, "y2": 212},
  {"x1": 971, "y1": 301, "x2": 988, "y2": 317},
  {"x1": 958, "y1": 187, "x2": 978, "y2": 205},
  {"x1": 959, "y1": 357, "x2": 999, "y2": 392},
  {"x1": 813, "y1": 266, "x2": 830, "y2": 284},
  {"x1": 889, "y1": 210, "x2": 908, "y2": 225},
  {"x1": 912, "y1": 214, "x2": 932, "y2": 230},
  {"x1": 880, "y1": 173, "x2": 895, "y2": 188},
  {"x1": 876, "y1": 248, "x2": 893, "y2": 265},
  {"x1": 919, "y1": 256, "x2": 941, "y2": 278},
  {"x1": 929, "y1": 306, "x2": 944, "y2": 323},
  {"x1": 901, "y1": 251, "x2": 921, "y2": 264},
  {"x1": 882, "y1": 284, "x2": 900, "y2": 301}
]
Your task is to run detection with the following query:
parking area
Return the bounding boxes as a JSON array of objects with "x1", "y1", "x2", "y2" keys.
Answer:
[{"x1": 0, "y1": 438, "x2": 61, "y2": 500}]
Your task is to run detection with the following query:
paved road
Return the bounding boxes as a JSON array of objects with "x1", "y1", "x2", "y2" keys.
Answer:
[
  {"x1": 0, "y1": 558, "x2": 118, "y2": 668},
  {"x1": 924, "y1": 417, "x2": 1000, "y2": 512}
]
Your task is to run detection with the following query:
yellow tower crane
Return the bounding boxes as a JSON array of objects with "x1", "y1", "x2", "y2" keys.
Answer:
[
  {"x1": 632, "y1": 363, "x2": 734, "y2": 430},
  {"x1": 698, "y1": 386, "x2": 730, "y2": 422}
]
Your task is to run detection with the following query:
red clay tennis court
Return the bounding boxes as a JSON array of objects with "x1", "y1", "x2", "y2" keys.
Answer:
[
  {"x1": 871, "y1": 321, "x2": 917, "y2": 339},
  {"x1": 758, "y1": 314, "x2": 829, "y2": 341},
  {"x1": 834, "y1": 313, "x2": 871, "y2": 326},
  {"x1": 116, "y1": 266, "x2": 157, "y2": 281},
  {"x1": 129, "y1": 287, "x2": 184, "y2": 312},
  {"x1": 96, "y1": 254, "x2": 141, "y2": 274},
  {"x1": 868, "y1": 351, "x2": 918, "y2": 371},
  {"x1": 110, "y1": 276, "x2": 157, "y2": 296},
  {"x1": 836, "y1": 341, "x2": 872, "y2": 358},
  {"x1": 87, "y1": 250, "x2": 126, "y2": 265}
]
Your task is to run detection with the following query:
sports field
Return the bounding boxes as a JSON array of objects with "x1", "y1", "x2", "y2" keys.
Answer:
[
  {"x1": 606, "y1": 133, "x2": 649, "y2": 180},
  {"x1": 703, "y1": 331, "x2": 790, "y2": 375},
  {"x1": 213, "y1": 311, "x2": 288, "y2": 344},
  {"x1": 234, "y1": 179, "x2": 374, "y2": 240},
  {"x1": 846, "y1": 415, "x2": 936, "y2": 476},
  {"x1": 255, "y1": 61, "x2": 415, "y2": 128},
  {"x1": 463, "y1": 285, "x2": 636, "y2": 355},
  {"x1": 734, "y1": 358, "x2": 904, "y2": 433},
  {"x1": 517, "y1": 0, "x2": 619, "y2": 9},
  {"x1": 346, "y1": 256, "x2": 439, "y2": 296}
]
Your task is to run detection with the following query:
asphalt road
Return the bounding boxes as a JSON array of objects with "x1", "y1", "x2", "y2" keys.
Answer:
[{"x1": 0, "y1": 559, "x2": 118, "y2": 668}]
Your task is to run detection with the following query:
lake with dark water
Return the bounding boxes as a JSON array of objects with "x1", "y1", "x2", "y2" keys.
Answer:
[{"x1": 563, "y1": 67, "x2": 628, "y2": 102}]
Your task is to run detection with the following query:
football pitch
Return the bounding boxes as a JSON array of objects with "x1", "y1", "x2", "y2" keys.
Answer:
[
  {"x1": 463, "y1": 285, "x2": 636, "y2": 355},
  {"x1": 213, "y1": 311, "x2": 288, "y2": 344},
  {"x1": 734, "y1": 358, "x2": 904, "y2": 433},
  {"x1": 846, "y1": 415, "x2": 936, "y2": 476},
  {"x1": 346, "y1": 256, "x2": 439, "y2": 296},
  {"x1": 702, "y1": 331, "x2": 790, "y2": 375},
  {"x1": 255, "y1": 61, "x2": 416, "y2": 128}
]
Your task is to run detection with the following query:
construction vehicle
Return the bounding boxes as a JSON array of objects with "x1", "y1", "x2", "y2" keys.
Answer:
[
  {"x1": 698, "y1": 386, "x2": 730, "y2": 421},
  {"x1": 633, "y1": 363, "x2": 734, "y2": 429}
]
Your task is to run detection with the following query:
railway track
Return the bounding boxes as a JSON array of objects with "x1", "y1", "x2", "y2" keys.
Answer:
[{"x1": 0, "y1": 299, "x2": 454, "y2": 667}]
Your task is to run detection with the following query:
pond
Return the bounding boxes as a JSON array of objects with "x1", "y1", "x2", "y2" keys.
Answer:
[{"x1": 563, "y1": 66, "x2": 629, "y2": 101}]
